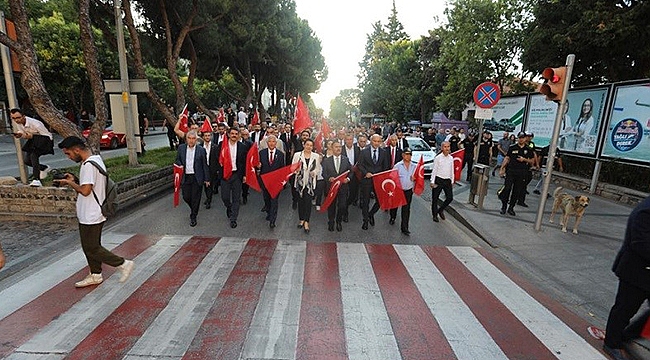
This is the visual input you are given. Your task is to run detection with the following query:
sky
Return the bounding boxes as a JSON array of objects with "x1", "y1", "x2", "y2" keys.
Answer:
[{"x1": 293, "y1": 0, "x2": 448, "y2": 114}]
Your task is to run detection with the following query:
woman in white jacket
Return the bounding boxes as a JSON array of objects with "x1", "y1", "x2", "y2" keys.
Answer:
[{"x1": 292, "y1": 139, "x2": 322, "y2": 233}]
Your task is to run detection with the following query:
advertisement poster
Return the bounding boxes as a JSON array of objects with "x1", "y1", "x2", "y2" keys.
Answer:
[
  {"x1": 482, "y1": 95, "x2": 526, "y2": 135},
  {"x1": 602, "y1": 82, "x2": 650, "y2": 163},
  {"x1": 526, "y1": 88, "x2": 608, "y2": 155}
]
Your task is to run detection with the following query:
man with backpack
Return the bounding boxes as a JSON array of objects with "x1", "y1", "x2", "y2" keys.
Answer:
[{"x1": 57, "y1": 136, "x2": 133, "y2": 288}]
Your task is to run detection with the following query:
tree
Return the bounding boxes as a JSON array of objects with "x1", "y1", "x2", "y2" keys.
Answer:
[{"x1": 329, "y1": 88, "x2": 361, "y2": 122}]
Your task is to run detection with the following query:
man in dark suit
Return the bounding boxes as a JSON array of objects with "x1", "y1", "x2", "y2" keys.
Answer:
[
  {"x1": 396, "y1": 129, "x2": 409, "y2": 150},
  {"x1": 216, "y1": 128, "x2": 247, "y2": 228},
  {"x1": 343, "y1": 134, "x2": 361, "y2": 211},
  {"x1": 280, "y1": 124, "x2": 293, "y2": 165},
  {"x1": 239, "y1": 131, "x2": 253, "y2": 204},
  {"x1": 603, "y1": 195, "x2": 650, "y2": 360},
  {"x1": 322, "y1": 142, "x2": 352, "y2": 231},
  {"x1": 387, "y1": 134, "x2": 403, "y2": 168},
  {"x1": 358, "y1": 134, "x2": 390, "y2": 230},
  {"x1": 258, "y1": 135, "x2": 285, "y2": 228},
  {"x1": 175, "y1": 130, "x2": 210, "y2": 227},
  {"x1": 201, "y1": 131, "x2": 219, "y2": 209}
]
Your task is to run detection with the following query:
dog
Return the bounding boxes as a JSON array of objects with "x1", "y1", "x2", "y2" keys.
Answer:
[{"x1": 549, "y1": 187, "x2": 590, "y2": 234}]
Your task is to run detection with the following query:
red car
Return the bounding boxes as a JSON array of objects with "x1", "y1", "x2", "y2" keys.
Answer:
[{"x1": 81, "y1": 123, "x2": 126, "y2": 149}]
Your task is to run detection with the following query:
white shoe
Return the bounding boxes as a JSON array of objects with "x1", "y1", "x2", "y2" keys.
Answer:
[
  {"x1": 316, "y1": 205, "x2": 321, "y2": 211},
  {"x1": 39, "y1": 165, "x2": 51, "y2": 180},
  {"x1": 118, "y1": 259, "x2": 134, "y2": 283},
  {"x1": 75, "y1": 273, "x2": 103, "y2": 288},
  {"x1": 29, "y1": 179, "x2": 42, "y2": 187}
]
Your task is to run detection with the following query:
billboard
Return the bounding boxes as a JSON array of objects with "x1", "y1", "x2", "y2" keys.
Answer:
[
  {"x1": 525, "y1": 87, "x2": 609, "y2": 155},
  {"x1": 601, "y1": 82, "x2": 650, "y2": 163},
  {"x1": 483, "y1": 95, "x2": 526, "y2": 135}
]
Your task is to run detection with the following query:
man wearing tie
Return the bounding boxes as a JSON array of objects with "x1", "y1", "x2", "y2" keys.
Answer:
[
  {"x1": 322, "y1": 142, "x2": 352, "y2": 231},
  {"x1": 175, "y1": 130, "x2": 210, "y2": 227},
  {"x1": 217, "y1": 128, "x2": 247, "y2": 228},
  {"x1": 201, "y1": 131, "x2": 219, "y2": 209},
  {"x1": 344, "y1": 134, "x2": 361, "y2": 211},
  {"x1": 387, "y1": 135, "x2": 403, "y2": 168},
  {"x1": 396, "y1": 129, "x2": 408, "y2": 150},
  {"x1": 358, "y1": 134, "x2": 390, "y2": 230},
  {"x1": 258, "y1": 135, "x2": 285, "y2": 228}
]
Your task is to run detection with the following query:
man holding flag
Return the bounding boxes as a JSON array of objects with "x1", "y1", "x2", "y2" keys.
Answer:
[
  {"x1": 390, "y1": 148, "x2": 417, "y2": 235},
  {"x1": 321, "y1": 142, "x2": 352, "y2": 232},
  {"x1": 217, "y1": 128, "x2": 247, "y2": 228},
  {"x1": 430, "y1": 141, "x2": 459, "y2": 223},
  {"x1": 258, "y1": 136, "x2": 285, "y2": 228}
]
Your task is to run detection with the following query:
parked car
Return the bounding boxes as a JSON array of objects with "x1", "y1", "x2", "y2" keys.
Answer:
[
  {"x1": 498, "y1": 119, "x2": 515, "y2": 132},
  {"x1": 81, "y1": 121, "x2": 126, "y2": 149},
  {"x1": 405, "y1": 136, "x2": 436, "y2": 175},
  {"x1": 483, "y1": 119, "x2": 500, "y2": 131}
]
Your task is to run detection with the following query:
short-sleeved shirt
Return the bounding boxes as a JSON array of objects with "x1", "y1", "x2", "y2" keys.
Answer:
[
  {"x1": 497, "y1": 138, "x2": 512, "y2": 155},
  {"x1": 506, "y1": 144, "x2": 534, "y2": 172},
  {"x1": 77, "y1": 155, "x2": 107, "y2": 225},
  {"x1": 448, "y1": 135, "x2": 461, "y2": 152},
  {"x1": 462, "y1": 138, "x2": 476, "y2": 159},
  {"x1": 478, "y1": 139, "x2": 492, "y2": 158}
]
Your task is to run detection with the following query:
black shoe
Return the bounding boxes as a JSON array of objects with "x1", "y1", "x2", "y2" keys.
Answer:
[
  {"x1": 602, "y1": 344, "x2": 630, "y2": 360},
  {"x1": 525, "y1": 190, "x2": 529, "y2": 194},
  {"x1": 292, "y1": 201, "x2": 298, "y2": 210},
  {"x1": 261, "y1": 206, "x2": 268, "y2": 212},
  {"x1": 432, "y1": 215, "x2": 439, "y2": 223},
  {"x1": 533, "y1": 190, "x2": 541, "y2": 195},
  {"x1": 402, "y1": 229, "x2": 410, "y2": 236},
  {"x1": 369, "y1": 215, "x2": 375, "y2": 226},
  {"x1": 304, "y1": 227, "x2": 310, "y2": 234},
  {"x1": 242, "y1": 197, "x2": 248, "y2": 204},
  {"x1": 389, "y1": 218, "x2": 395, "y2": 225},
  {"x1": 190, "y1": 219, "x2": 197, "y2": 227},
  {"x1": 226, "y1": 207, "x2": 232, "y2": 219},
  {"x1": 438, "y1": 211, "x2": 446, "y2": 220},
  {"x1": 298, "y1": 223, "x2": 304, "y2": 228},
  {"x1": 328, "y1": 223, "x2": 335, "y2": 232},
  {"x1": 507, "y1": 208, "x2": 516, "y2": 216},
  {"x1": 342, "y1": 215, "x2": 349, "y2": 223},
  {"x1": 362, "y1": 221, "x2": 368, "y2": 230},
  {"x1": 205, "y1": 203, "x2": 211, "y2": 209},
  {"x1": 500, "y1": 207, "x2": 506, "y2": 215},
  {"x1": 230, "y1": 221, "x2": 237, "y2": 228},
  {"x1": 265, "y1": 215, "x2": 270, "y2": 221},
  {"x1": 517, "y1": 202, "x2": 529, "y2": 208},
  {"x1": 336, "y1": 222, "x2": 342, "y2": 232},
  {"x1": 269, "y1": 222, "x2": 276, "y2": 229}
]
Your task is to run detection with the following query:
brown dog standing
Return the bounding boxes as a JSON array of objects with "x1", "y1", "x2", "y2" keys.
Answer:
[{"x1": 549, "y1": 187, "x2": 590, "y2": 234}]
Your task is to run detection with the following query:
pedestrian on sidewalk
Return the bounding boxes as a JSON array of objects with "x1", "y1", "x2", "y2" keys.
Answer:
[
  {"x1": 603, "y1": 195, "x2": 650, "y2": 360},
  {"x1": 57, "y1": 136, "x2": 134, "y2": 288},
  {"x1": 498, "y1": 132, "x2": 535, "y2": 216},
  {"x1": 493, "y1": 132, "x2": 511, "y2": 176},
  {"x1": 10, "y1": 108, "x2": 54, "y2": 186},
  {"x1": 430, "y1": 141, "x2": 455, "y2": 222}
]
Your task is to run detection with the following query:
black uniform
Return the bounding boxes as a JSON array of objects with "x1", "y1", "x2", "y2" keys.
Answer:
[{"x1": 499, "y1": 143, "x2": 534, "y2": 213}]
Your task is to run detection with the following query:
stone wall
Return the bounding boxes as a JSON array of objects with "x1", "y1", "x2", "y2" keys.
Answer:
[
  {"x1": 0, "y1": 166, "x2": 173, "y2": 222},
  {"x1": 550, "y1": 172, "x2": 648, "y2": 207}
]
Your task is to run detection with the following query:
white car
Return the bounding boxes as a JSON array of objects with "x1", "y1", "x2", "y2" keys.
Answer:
[{"x1": 405, "y1": 136, "x2": 436, "y2": 176}]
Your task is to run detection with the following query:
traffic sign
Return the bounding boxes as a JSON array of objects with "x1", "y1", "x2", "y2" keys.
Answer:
[
  {"x1": 475, "y1": 107, "x2": 493, "y2": 120},
  {"x1": 473, "y1": 82, "x2": 501, "y2": 109}
]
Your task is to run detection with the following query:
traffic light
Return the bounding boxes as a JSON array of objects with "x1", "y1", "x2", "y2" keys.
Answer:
[{"x1": 539, "y1": 67, "x2": 567, "y2": 102}]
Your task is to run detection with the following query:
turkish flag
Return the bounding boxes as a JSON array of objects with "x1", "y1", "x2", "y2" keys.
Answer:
[
  {"x1": 451, "y1": 149, "x2": 465, "y2": 183},
  {"x1": 319, "y1": 170, "x2": 349, "y2": 212},
  {"x1": 314, "y1": 118, "x2": 331, "y2": 153},
  {"x1": 178, "y1": 104, "x2": 189, "y2": 133},
  {"x1": 293, "y1": 95, "x2": 313, "y2": 135},
  {"x1": 219, "y1": 133, "x2": 233, "y2": 180},
  {"x1": 245, "y1": 142, "x2": 261, "y2": 192},
  {"x1": 372, "y1": 169, "x2": 407, "y2": 210},
  {"x1": 217, "y1": 108, "x2": 225, "y2": 124},
  {"x1": 413, "y1": 155, "x2": 426, "y2": 195},
  {"x1": 173, "y1": 164, "x2": 183, "y2": 207},
  {"x1": 251, "y1": 110, "x2": 260, "y2": 126},
  {"x1": 200, "y1": 118, "x2": 213, "y2": 133},
  {"x1": 260, "y1": 162, "x2": 300, "y2": 199}
]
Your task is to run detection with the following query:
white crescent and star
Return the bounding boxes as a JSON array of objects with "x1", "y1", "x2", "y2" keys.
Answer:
[{"x1": 381, "y1": 179, "x2": 396, "y2": 197}]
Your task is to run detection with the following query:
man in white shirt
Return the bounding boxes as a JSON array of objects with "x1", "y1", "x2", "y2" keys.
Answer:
[
  {"x1": 56, "y1": 136, "x2": 134, "y2": 288},
  {"x1": 10, "y1": 108, "x2": 54, "y2": 186},
  {"x1": 430, "y1": 141, "x2": 455, "y2": 222},
  {"x1": 237, "y1": 107, "x2": 248, "y2": 126}
]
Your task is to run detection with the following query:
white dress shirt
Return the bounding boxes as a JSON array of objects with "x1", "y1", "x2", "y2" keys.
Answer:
[
  {"x1": 430, "y1": 153, "x2": 454, "y2": 182},
  {"x1": 185, "y1": 145, "x2": 196, "y2": 174},
  {"x1": 228, "y1": 141, "x2": 238, "y2": 171},
  {"x1": 345, "y1": 146, "x2": 355, "y2": 165}
]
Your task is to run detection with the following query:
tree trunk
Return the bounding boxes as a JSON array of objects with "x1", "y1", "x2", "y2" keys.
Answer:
[
  {"x1": 159, "y1": 0, "x2": 186, "y2": 113},
  {"x1": 186, "y1": 37, "x2": 213, "y2": 121}
]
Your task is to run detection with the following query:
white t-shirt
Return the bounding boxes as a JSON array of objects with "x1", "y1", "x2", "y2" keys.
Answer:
[
  {"x1": 237, "y1": 111, "x2": 247, "y2": 126},
  {"x1": 15, "y1": 116, "x2": 53, "y2": 139},
  {"x1": 77, "y1": 155, "x2": 107, "y2": 224}
]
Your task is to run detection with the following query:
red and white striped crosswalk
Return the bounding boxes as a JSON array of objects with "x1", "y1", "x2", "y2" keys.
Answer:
[{"x1": 0, "y1": 233, "x2": 606, "y2": 360}]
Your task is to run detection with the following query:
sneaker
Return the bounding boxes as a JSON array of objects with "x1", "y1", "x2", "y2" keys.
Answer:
[
  {"x1": 75, "y1": 273, "x2": 103, "y2": 288},
  {"x1": 118, "y1": 259, "x2": 134, "y2": 283},
  {"x1": 39, "y1": 165, "x2": 52, "y2": 180},
  {"x1": 29, "y1": 179, "x2": 42, "y2": 187}
]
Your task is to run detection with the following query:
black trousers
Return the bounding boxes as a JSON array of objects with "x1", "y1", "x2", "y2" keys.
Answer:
[
  {"x1": 182, "y1": 174, "x2": 203, "y2": 221},
  {"x1": 500, "y1": 170, "x2": 527, "y2": 208},
  {"x1": 204, "y1": 171, "x2": 218, "y2": 205},
  {"x1": 328, "y1": 186, "x2": 349, "y2": 224},
  {"x1": 297, "y1": 191, "x2": 313, "y2": 222},
  {"x1": 221, "y1": 172, "x2": 242, "y2": 222},
  {"x1": 263, "y1": 188, "x2": 279, "y2": 223},
  {"x1": 315, "y1": 179, "x2": 326, "y2": 206},
  {"x1": 390, "y1": 189, "x2": 413, "y2": 231},
  {"x1": 79, "y1": 222, "x2": 124, "y2": 274},
  {"x1": 346, "y1": 177, "x2": 360, "y2": 206},
  {"x1": 23, "y1": 151, "x2": 47, "y2": 179},
  {"x1": 605, "y1": 279, "x2": 650, "y2": 348},
  {"x1": 360, "y1": 179, "x2": 380, "y2": 221},
  {"x1": 463, "y1": 157, "x2": 474, "y2": 180},
  {"x1": 432, "y1": 177, "x2": 453, "y2": 216}
]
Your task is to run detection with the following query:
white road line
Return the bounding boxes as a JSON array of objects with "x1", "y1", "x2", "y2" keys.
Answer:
[
  {"x1": 448, "y1": 246, "x2": 606, "y2": 360},
  {"x1": 124, "y1": 237, "x2": 247, "y2": 359},
  {"x1": 9, "y1": 235, "x2": 191, "y2": 359},
  {"x1": 338, "y1": 243, "x2": 401, "y2": 360},
  {"x1": 395, "y1": 245, "x2": 508, "y2": 360},
  {"x1": 241, "y1": 240, "x2": 306, "y2": 360},
  {"x1": 0, "y1": 232, "x2": 134, "y2": 321}
]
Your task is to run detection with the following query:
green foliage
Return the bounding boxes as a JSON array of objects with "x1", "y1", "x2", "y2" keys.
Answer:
[{"x1": 329, "y1": 89, "x2": 361, "y2": 122}]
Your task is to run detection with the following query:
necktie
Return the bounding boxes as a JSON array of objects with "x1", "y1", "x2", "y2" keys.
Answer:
[
  {"x1": 206, "y1": 144, "x2": 210, "y2": 165},
  {"x1": 335, "y1": 156, "x2": 340, "y2": 173},
  {"x1": 373, "y1": 149, "x2": 377, "y2": 164},
  {"x1": 391, "y1": 147, "x2": 395, "y2": 167},
  {"x1": 270, "y1": 151, "x2": 274, "y2": 164}
]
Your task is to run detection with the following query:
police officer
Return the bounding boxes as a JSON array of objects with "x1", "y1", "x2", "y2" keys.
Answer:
[
  {"x1": 518, "y1": 131, "x2": 538, "y2": 207},
  {"x1": 498, "y1": 132, "x2": 535, "y2": 216}
]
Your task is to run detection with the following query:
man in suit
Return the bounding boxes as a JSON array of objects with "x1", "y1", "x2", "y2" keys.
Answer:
[
  {"x1": 344, "y1": 134, "x2": 361, "y2": 211},
  {"x1": 322, "y1": 142, "x2": 352, "y2": 232},
  {"x1": 175, "y1": 130, "x2": 210, "y2": 227},
  {"x1": 238, "y1": 129, "x2": 253, "y2": 205},
  {"x1": 279, "y1": 124, "x2": 293, "y2": 165},
  {"x1": 201, "y1": 131, "x2": 219, "y2": 209},
  {"x1": 217, "y1": 127, "x2": 248, "y2": 228},
  {"x1": 258, "y1": 135, "x2": 285, "y2": 228},
  {"x1": 250, "y1": 123, "x2": 265, "y2": 144},
  {"x1": 358, "y1": 134, "x2": 390, "y2": 230},
  {"x1": 603, "y1": 195, "x2": 650, "y2": 360},
  {"x1": 387, "y1": 134, "x2": 403, "y2": 168},
  {"x1": 396, "y1": 129, "x2": 408, "y2": 150}
]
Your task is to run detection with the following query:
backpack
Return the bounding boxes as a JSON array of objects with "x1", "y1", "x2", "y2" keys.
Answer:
[{"x1": 86, "y1": 160, "x2": 118, "y2": 218}]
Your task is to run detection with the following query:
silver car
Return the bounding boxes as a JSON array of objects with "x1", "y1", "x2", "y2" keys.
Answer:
[{"x1": 405, "y1": 136, "x2": 436, "y2": 175}]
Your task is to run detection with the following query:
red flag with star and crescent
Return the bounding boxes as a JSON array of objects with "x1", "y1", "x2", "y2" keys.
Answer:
[
  {"x1": 319, "y1": 170, "x2": 350, "y2": 212},
  {"x1": 178, "y1": 104, "x2": 189, "y2": 133},
  {"x1": 372, "y1": 169, "x2": 407, "y2": 210},
  {"x1": 199, "y1": 118, "x2": 213, "y2": 133},
  {"x1": 173, "y1": 164, "x2": 184, "y2": 207},
  {"x1": 314, "y1": 118, "x2": 331, "y2": 154},
  {"x1": 293, "y1": 95, "x2": 313, "y2": 135},
  {"x1": 260, "y1": 162, "x2": 300, "y2": 199},
  {"x1": 245, "y1": 142, "x2": 261, "y2": 192},
  {"x1": 251, "y1": 110, "x2": 260, "y2": 126},
  {"x1": 219, "y1": 133, "x2": 233, "y2": 180},
  {"x1": 216, "y1": 108, "x2": 225, "y2": 124},
  {"x1": 451, "y1": 149, "x2": 465, "y2": 183},
  {"x1": 413, "y1": 155, "x2": 426, "y2": 196}
]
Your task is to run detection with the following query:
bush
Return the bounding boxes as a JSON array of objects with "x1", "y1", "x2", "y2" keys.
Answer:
[{"x1": 562, "y1": 155, "x2": 650, "y2": 193}]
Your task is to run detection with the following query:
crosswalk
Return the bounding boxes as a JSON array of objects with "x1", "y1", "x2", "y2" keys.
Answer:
[{"x1": 0, "y1": 233, "x2": 606, "y2": 360}]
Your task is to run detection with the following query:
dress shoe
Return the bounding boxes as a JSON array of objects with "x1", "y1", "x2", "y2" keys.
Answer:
[
  {"x1": 517, "y1": 202, "x2": 529, "y2": 208},
  {"x1": 269, "y1": 222, "x2": 276, "y2": 229},
  {"x1": 75, "y1": 273, "x2": 103, "y2": 288},
  {"x1": 438, "y1": 211, "x2": 446, "y2": 220},
  {"x1": 304, "y1": 225, "x2": 310, "y2": 234},
  {"x1": 261, "y1": 206, "x2": 268, "y2": 212},
  {"x1": 369, "y1": 215, "x2": 375, "y2": 226},
  {"x1": 226, "y1": 207, "x2": 232, "y2": 218},
  {"x1": 342, "y1": 215, "x2": 349, "y2": 223},
  {"x1": 205, "y1": 203, "x2": 211, "y2": 209},
  {"x1": 336, "y1": 222, "x2": 342, "y2": 232},
  {"x1": 242, "y1": 197, "x2": 248, "y2": 204},
  {"x1": 362, "y1": 221, "x2": 368, "y2": 230},
  {"x1": 389, "y1": 218, "x2": 396, "y2": 225},
  {"x1": 230, "y1": 221, "x2": 237, "y2": 228},
  {"x1": 500, "y1": 207, "x2": 506, "y2": 215},
  {"x1": 328, "y1": 223, "x2": 335, "y2": 232},
  {"x1": 507, "y1": 208, "x2": 516, "y2": 216},
  {"x1": 432, "y1": 215, "x2": 439, "y2": 223},
  {"x1": 297, "y1": 222, "x2": 304, "y2": 228},
  {"x1": 190, "y1": 219, "x2": 197, "y2": 227},
  {"x1": 292, "y1": 201, "x2": 298, "y2": 210},
  {"x1": 401, "y1": 229, "x2": 410, "y2": 236}
]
